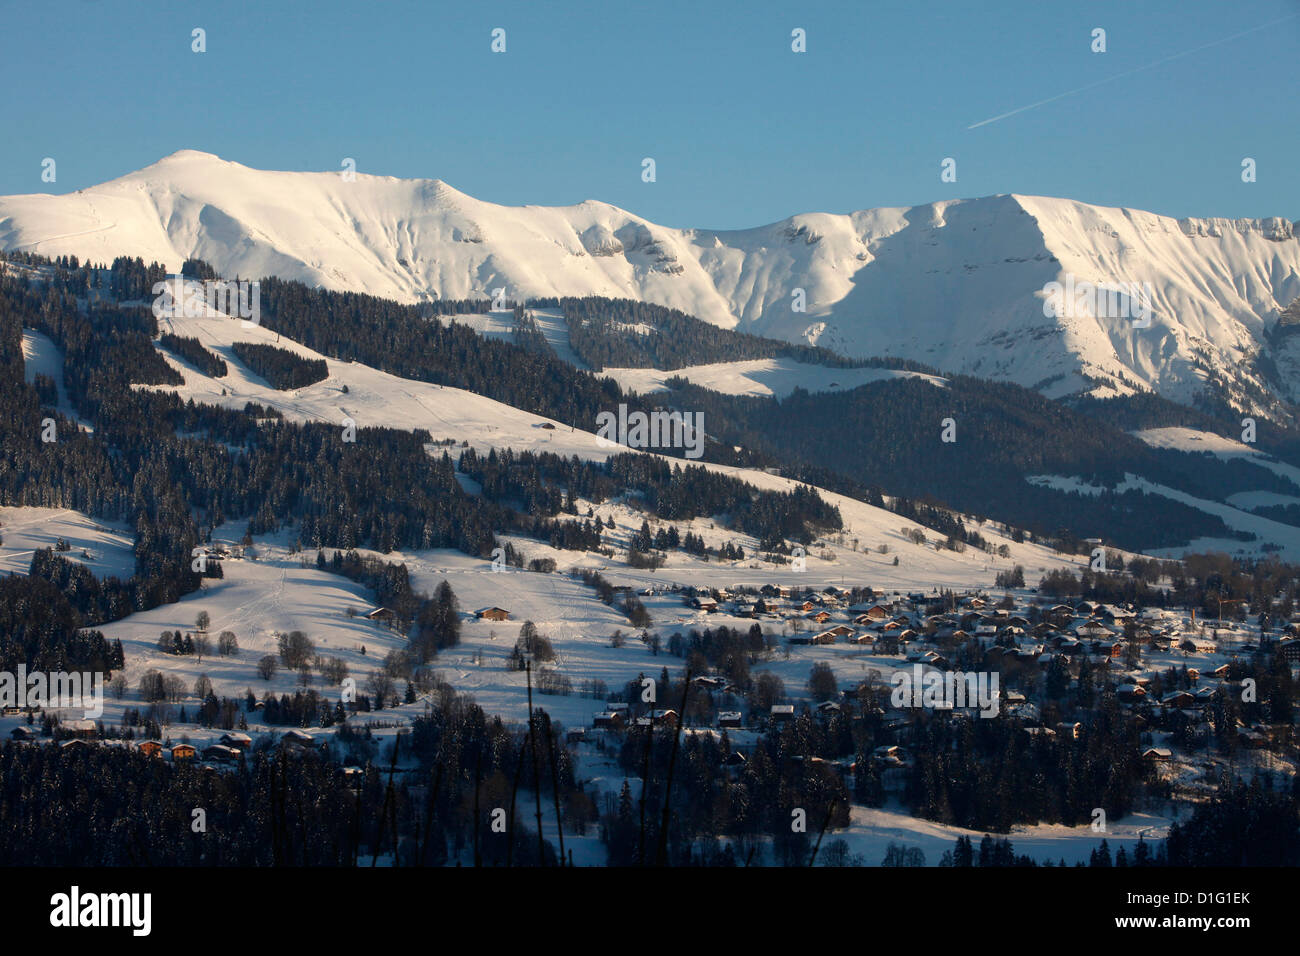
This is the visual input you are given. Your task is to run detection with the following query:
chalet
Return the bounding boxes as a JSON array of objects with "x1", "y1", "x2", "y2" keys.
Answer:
[
  {"x1": 475, "y1": 606, "x2": 511, "y2": 621},
  {"x1": 593, "y1": 712, "x2": 624, "y2": 730},
  {"x1": 566, "y1": 729, "x2": 586, "y2": 744},
  {"x1": 59, "y1": 738, "x2": 92, "y2": 752},
  {"x1": 872, "y1": 744, "x2": 905, "y2": 767},
  {"x1": 826, "y1": 624, "x2": 855, "y2": 638},
  {"x1": 799, "y1": 601, "x2": 818, "y2": 613},
  {"x1": 1116, "y1": 684, "x2": 1147, "y2": 703},
  {"x1": 138, "y1": 740, "x2": 164, "y2": 757},
  {"x1": 718, "y1": 711, "x2": 743, "y2": 729},
  {"x1": 770, "y1": 704, "x2": 796, "y2": 723},
  {"x1": 9, "y1": 726, "x2": 35, "y2": 741},
  {"x1": 692, "y1": 597, "x2": 718, "y2": 612},
  {"x1": 64, "y1": 719, "x2": 97, "y2": 739},
  {"x1": 1091, "y1": 640, "x2": 1123, "y2": 659},
  {"x1": 649, "y1": 709, "x2": 679, "y2": 728},
  {"x1": 691, "y1": 676, "x2": 725, "y2": 689},
  {"x1": 1046, "y1": 605, "x2": 1075, "y2": 625},
  {"x1": 734, "y1": 604, "x2": 756, "y2": 618},
  {"x1": 1056, "y1": 722, "x2": 1082, "y2": 740},
  {"x1": 907, "y1": 650, "x2": 948, "y2": 669},
  {"x1": 281, "y1": 729, "x2": 316, "y2": 750},
  {"x1": 790, "y1": 630, "x2": 836, "y2": 645},
  {"x1": 203, "y1": 744, "x2": 240, "y2": 762},
  {"x1": 365, "y1": 607, "x2": 398, "y2": 627},
  {"x1": 807, "y1": 610, "x2": 832, "y2": 624},
  {"x1": 605, "y1": 702, "x2": 630, "y2": 716},
  {"x1": 1161, "y1": 690, "x2": 1194, "y2": 708},
  {"x1": 861, "y1": 605, "x2": 891, "y2": 621},
  {"x1": 220, "y1": 732, "x2": 253, "y2": 752},
  {"x1": 170, "y1": 744, "x2": 197, "y2": 761},
  {"x1": 1143, "y1": 747, "x2": 1172, "y2": 762}
]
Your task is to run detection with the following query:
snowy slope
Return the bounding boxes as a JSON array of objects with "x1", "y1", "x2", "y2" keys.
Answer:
[
  {"x1": 602, "y1": 358, "x2": 946, "y2": 399},
  {"x1": 4, "y1": 150, "x2": 1297, "y2": 411},
  {"x1": 139, "y1": 306, "x2": 1079, "y2": 591}
]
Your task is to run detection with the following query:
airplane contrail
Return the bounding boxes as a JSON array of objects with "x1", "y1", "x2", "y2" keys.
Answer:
[{"x1": 967, "y1": 13, "x2": 1298, "y2": 129}]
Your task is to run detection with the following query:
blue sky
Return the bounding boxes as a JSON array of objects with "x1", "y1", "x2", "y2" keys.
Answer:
[{"x1": 3, "y1": 0, "x2": 1297, "y2": 229}]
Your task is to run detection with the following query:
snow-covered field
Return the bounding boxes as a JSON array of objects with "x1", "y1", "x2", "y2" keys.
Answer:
[
  {"x1": 22, "y1": 329, "x2": 89, "y2": 428},
  {"x1": 1134, "y1": 426, "x2": 1300, "y2": 490},
  {"x1": 448, "y1": 308, "x2": 589, "y2": 369},
  {"x1": 832, "y1": 805, "x2": 1170, "y2": 867},
  {"x1": 0, "y1": 506, "x2": 135, "y2": 579},
  {"x1": 603, "y1": 358, "x2": 946, "y2": 398},
  {"x1": 1029, "y1": 470, "x2": 1300, "y2": 560}
]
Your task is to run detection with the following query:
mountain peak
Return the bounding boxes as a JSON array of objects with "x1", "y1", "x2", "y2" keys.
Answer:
[{"x1": 153, "y1": 149, "x2": 227, "y2": 165}]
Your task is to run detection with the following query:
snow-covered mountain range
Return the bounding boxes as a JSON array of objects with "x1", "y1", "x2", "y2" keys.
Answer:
[{"x1": 3, "y1": 150, "x2": 1298, "y2": 412}]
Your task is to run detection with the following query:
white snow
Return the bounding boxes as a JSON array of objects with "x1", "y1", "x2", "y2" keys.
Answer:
[
  {"x1": 603, "y1": 358, "x2": 946, "y2": 399},
  {"x1": 0, "y1": 506, "x2": 135, "y2": 580}
]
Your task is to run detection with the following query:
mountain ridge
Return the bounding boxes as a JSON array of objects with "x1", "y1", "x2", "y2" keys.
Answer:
[{"x1": 2, "y1": 150, "x2": 1298, "y2": 415}]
